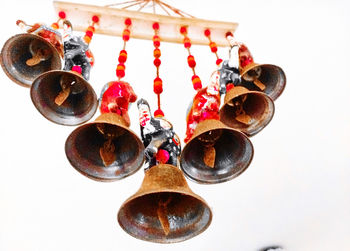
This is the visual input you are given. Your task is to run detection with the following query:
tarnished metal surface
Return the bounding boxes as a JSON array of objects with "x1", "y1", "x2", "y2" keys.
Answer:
[
  {"x1": 118, "y1": 164, "x2": 212, "y2": 243},
  {"x1": 240, "y1": 63, "x2": 286, "y2": 101},
  {"x1": 65, "y1": 113, "x2": 144, "y2": 182},
  {"x1": 180, "y1": 119, "x2": 254, "y2": 184},
  {"x1": 0, "y1": 33, "x2": 61, "y2": 87},
  {"x1": 30, "y1": 70, "x2": 97, "y2": 125},
  {"x1": 220, "y1": 86, "x2": 275, "y2": 136}
]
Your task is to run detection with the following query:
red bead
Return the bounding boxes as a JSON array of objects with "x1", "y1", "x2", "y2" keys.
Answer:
[
  {"x1": 153, "y1": 77, "x2": 163, "y2": 94},
  {"x1": 183, "y1": 37, "x2": 191, "y2": 48},
  {"x1": 210, "y1": 42, "x2": 217, "y2": 52},
  {"x1": 153, "y1": 41, "x2": 160, "y2": 47},
  {"x1": 156, "y1": 149, "x2": 169, "y2": 163},
  {"x1": 125, "y1": 18, "x2": 132, "y2": 26},
  {"x1": 216, "y1": 58, "x2": 223, "y2": 65},
  {"x1": 58, "y1": 11, "x2": 66, "y2": 19},
  {"x1": 154, "y1": 109, "x2": 164, "y2": 117},
  {"x1": 204, "y1": 29, "x2": 211, "y2": 37},
  {"x1": 85, "y1": 30, "x2": 93, "y2": 38},
  {"x1": 226, "y1": 83, "x2": 234, "y2": 91},
  {"x1": 92, "y1": 15, "x2": 99, "y2": 23},
  {"x1": 152, "y1": 22, "x2": 159, "y2": 30},
  {"x1": 180, "y1": 26, "x2": 187, "y2": 34},
  {"x1": 116, "y1": 64, "x2": 125, "y2": 78},
  {"x1": 192, "y1": 75, "x2": 202, "y2": 90},
  {"x1": 225, "y1": 31, "x2": 233, "y2": 38},
  {"x1": 118, "y1": 50, "x2": 127, "y2": 63},
  {"x1": 122, "y1": 29, "x2": 130, "y2": 41},
  {"x1": 187, "y1": 55, "x2": 196, "y2": 68},
  {"x1": 86, "y1": 26, "x2": 95, "y2": 32},
  {"x1": 154, "y1": 58, "x2": 161, "y2": 67},
  {"x1": 153, "y1": 48, "x2": 161, "y2": 58},
  {"x1": 71, "y1": 65, "x2": 82, "y2": 74}
]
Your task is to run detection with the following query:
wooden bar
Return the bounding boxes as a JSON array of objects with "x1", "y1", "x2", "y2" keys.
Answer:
[{"x1": 53, "y1": 1, "x2": 238, "y2": 47}]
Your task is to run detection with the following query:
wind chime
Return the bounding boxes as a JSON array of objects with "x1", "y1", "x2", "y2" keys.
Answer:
[{"x1": 0, "y1": 0, "x2": 286, "y2": 244}]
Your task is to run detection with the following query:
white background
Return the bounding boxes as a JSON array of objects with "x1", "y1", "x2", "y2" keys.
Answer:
[{"x1": 0, "y1": 0, "x2": 349, "y2": 250}]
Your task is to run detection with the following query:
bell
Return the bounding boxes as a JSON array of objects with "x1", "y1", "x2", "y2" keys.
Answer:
[
  {"x1": 0, "y1": 33, "x2": 62, "y2": 87},
  {"x1": 30, "y1": 70, "x2": 98, "y2": 125},
  {"x1": 219, "y1": 86, "x2": 275, "y2": 136},
  {"x1": 65, "y1": 112, "x2": 144, "y2": 181},
  {"x1": 240, "y1": 62, "x2": 286, "y2": 101},
  {"x1": 118, "y1": 164, "x2": 212, "y2": 243},
  {"x1": 180, "y1": 119, "x2": 254, "y2": 184}
]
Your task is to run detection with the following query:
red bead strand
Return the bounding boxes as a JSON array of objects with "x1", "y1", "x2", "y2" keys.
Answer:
[
  {"x1": 51, "y1": 11, "x2": 66, "y2": 29},
  {"x1": 152, "y1": 22, "x2": 164, "y2": 117},
  {"x1": 116, "y1": 18, "x2": 132, "y2": 80},
  {"x1": 204, "y1": 28, "x2": 223, "y2": 66},
  {"x1": 83, "y1": 15, "x2": 99, "y2": 44},
  {"x1": 180, "y1": 26, "x2": 202, "y2": 91}
]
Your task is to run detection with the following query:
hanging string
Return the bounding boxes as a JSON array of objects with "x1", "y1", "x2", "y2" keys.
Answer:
[
  {"x1": 51, "y1": 11, "x2": 66, "y2": 29},
  {"x1": 152, "y1": 22, "x2": 164, "y2": 117},
  {"x1": 180, "y1": 26, "x2": 202, "y2": 91},
  {"x1": 116, "y1": 18, "x2": 132, "y2": 80},
  {"x1": 204, "y1": 29, "x2": 222, "y2": 67}
]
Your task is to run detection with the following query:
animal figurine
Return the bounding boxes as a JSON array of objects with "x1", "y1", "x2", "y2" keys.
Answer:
[
  {"x1": 100, "y1": 81, "x2": 137, "y2": 126},
  {"x1": 16, "y1": 20, "x2": 63, "y2": 65},
  {"x1": 62, "y1": 20, "x2": 93, "y2": 81},
  {"x1": 137, "y1": 99, "x2": 181, "y2": 170},
  {"x1": 184, "y1": 70, "x2": 221, "y2": 143}
]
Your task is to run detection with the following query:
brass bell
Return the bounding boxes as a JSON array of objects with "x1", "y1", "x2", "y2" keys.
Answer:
[
  {"x1": 118, "y1": 164, "x2": 212, "y2": 243},
  {"x1": 180, "y1": 119, "x2": 253, "y2": 184},
  {"x1": 30, "y1": 70, "x2": 97, "y2": 125},
  {"x1": 219, "y1": 86, "x2": 275, "y2": 136},
  {"x1": 0, "y1": 33, "x2": 62, "y2": 87},
  {"x1": 65, "y1": 113, "x2": 144, "y2": 181},
  {"x1": 240, "y1": 62, "x2": 286, "y2": 101}
]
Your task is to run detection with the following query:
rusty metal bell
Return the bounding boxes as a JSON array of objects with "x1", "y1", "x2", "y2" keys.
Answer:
[
  {"x1": 220, "y1": 86, "x2": 275, "y2": 136},
  {"x1": 240, "y1": 62, "x2": 286, "y2": 101},
  {"x1": 0, "y1": 33, "x2": 62, "y2": 87},
  {"x1": 65, "y1": 113, "x2": 144, "y2": 181},
  {"x1": 30, "y1": 70, "x2": 97, "y2": 125},
  {"x1": 180, "y1": 119, "x2": 254, "y2": 184},
  {"x1": 118, "y1": 164, "x2": 212, "y2": 243}
]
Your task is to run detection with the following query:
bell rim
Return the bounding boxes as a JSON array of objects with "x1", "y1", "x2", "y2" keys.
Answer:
[
  {"x1": 65, "y1": 119, "x2": 145, "y2": 182},
  {"x1": 0, "y1": 33, "x2": 62, "y2": 87},
  {"x1": 30, "y1": 69, "x2": 98, "y2": 126},
  {"x1": 180, "y1": 120, "x2": 254, "y2": 184},
  {"x1": 117, "y1": 189, "x2": 213, "y2": 243},
  {"x1": 220, "y1": 88, "x2": 275, "y2": 137}
]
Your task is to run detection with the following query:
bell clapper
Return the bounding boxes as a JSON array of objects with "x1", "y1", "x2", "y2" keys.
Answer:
[
  {"x1": 229, "y1": 95, "x2": 252, "y2": 125},
  {"x1": 253, "y1": 78, "x2": 266, "y2": 91},
  {"x1": 157, "y1": 196, "x2": 172, "y2": 236},
  {"x1": 203, "y1": 145, "x2": 216, "y2": 168},
  {"x1": 55, "y1": 74, "x2": 78, "y2": 106},
  {"x1": 26, "y1": 48, "x2": 49, "y2": 66},
  {"x1": 99, "y1": 137, "x2": 116, "y2": 167}
]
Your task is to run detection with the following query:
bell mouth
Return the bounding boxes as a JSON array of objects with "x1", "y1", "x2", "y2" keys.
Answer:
[
  {"x1": 65, "y1": 120, "x2": 144, "y2": 182},
  {"x1": 118, "y1": 191, "x2": 212, "y2": 243},
  {"x1": 241, "y1": 64, "x2": 286, "y2": 101},
  {"x1": 0, "y1": 33, "x2": 61, "y2": 87},
  {"x1": 180, "y1": 121, "x2": 254, "y2": 184},
  {"x1": 220, "y1": 90, "x2": 275, "y2": 136},
  {"x1": 30, "y1": 70, "x2": 97, "y2": 126}
]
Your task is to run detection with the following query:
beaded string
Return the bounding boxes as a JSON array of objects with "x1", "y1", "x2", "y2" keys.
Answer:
[
  {"x1": 204, "y1": 29, "x2": 222, "y2": 67},
  {"x1": 152, "y1": 22, "x2": 164, "y2": 117},
  {"x1": 180, "y1": 26, "x2": 202, "y2": 91},
  {"x1": 116, "y1": 18, "x2": 132, "y2": 80},
  {"x1": 83, "y1": 15, "x2": 100, "y2": 45},
  {"x1": 51, "y1": 11, "x2": 67, "y2": 29}
]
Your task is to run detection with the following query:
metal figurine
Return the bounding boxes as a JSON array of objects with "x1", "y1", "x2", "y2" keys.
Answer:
[
  {"x1": 62, "y1": 20, "x2": 93, "y2": 81},
  {"x1": 184, "y1": 70, "x2": 221, "y2": 143},
  {"x1": 137, "y1": 99, "x2": 181, "y2": 170},
  {"x1": 219, "y1": 33, "x2": 241, "y2": 95}
]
